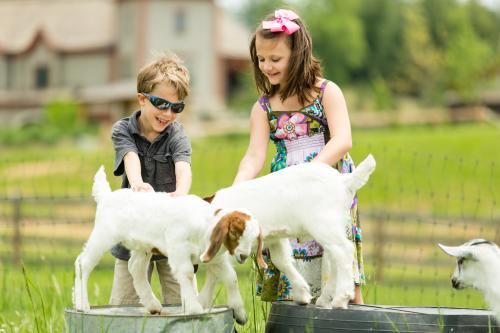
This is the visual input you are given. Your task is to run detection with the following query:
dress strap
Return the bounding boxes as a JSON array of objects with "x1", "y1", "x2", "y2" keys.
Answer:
[
  {"x1": 318, "y1": 80, "x2": 329, "y2": 103},
  {"x1": 258, "y1": 96, "x2": 271, "y2": 113}
]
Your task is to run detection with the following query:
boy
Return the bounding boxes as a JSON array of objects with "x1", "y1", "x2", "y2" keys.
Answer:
[{"x1": 109, "y1": 53, "x2": 192, "y2": 306}]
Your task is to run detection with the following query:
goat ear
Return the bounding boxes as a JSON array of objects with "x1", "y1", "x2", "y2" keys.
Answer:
[
  {"x1": 438, "y1": 244, "x2": 474, "y2": 258},
  {"x1": 225, "y1": 214, "x2": 246, "y2": 254},
  {"x1": 203, "y1": 194, "x2": 215, "y2": 203},
  {"x1": 200, "y1": 217, "x2": 228, "y2": 263},
  {"x1": 256, "y1": 225, "x2": 267, "y2": 269}
]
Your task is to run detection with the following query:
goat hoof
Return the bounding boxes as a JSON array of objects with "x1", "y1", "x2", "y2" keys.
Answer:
[
  {"x1": 315, "y1": 295, "x2": 332, "y2": 308},
  {"x1": 294, "y1": 289, "x2": 312, "y2": 305},
  {"x1": 149, "y1": 308, "x2": 163, "y2": 315},
  {"x1": 185, "y1": 302, "x2": 204, "y2": 315},
  {"x1": 235, "y1": 313, "x2": 248, "y2": 325},
  {"x1": 331, "y1": 297, "x2": 349, "y2": 309},
  {"x1": 234, "y1": 308, "x2": 248, "y2": 325},
  {"x1": 159, "y1": 308, "x2": 171, "y2": 315},
  {"x1": 197, "y1": 295, "x2": 210, "y2": 309},
  {"x1": 147, "y1": 303, "x2": 164, "y2": 315},
  {"x1": 294, "y1": 296, "x2": 311, "y2": 306},
  {"x1": 75, "y1": 306, "x2": 89, "y2": 313},
  {"x1": 77, "y1": 303, "x2": 90, "y2": 312}
]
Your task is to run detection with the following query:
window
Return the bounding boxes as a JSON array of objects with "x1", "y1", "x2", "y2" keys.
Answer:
[
  {"x1": 35, "y1": 65, "x2": 49, "y2": 89},
  {"x1": 175, "y1": 9, "x2": 186, "y2": 34}
]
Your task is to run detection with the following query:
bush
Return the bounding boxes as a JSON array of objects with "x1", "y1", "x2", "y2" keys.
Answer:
[
  {"x1": 371, "y1": 76, "x2": 395, "y2": 111},
  {"x1": 0, "y1": 98, "x2": 97, "y2": 146},
  {"x1": 44, "y1": 99, "x2": 82, "y2": 134}
]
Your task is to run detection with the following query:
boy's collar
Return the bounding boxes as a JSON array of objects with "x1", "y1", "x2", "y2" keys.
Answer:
[
  {"x1": 128, "y1": 110, "x2": 141, "y2": 135},
  {"x1": 129, "y1": 110, "x2": 174, "y2": 139}
]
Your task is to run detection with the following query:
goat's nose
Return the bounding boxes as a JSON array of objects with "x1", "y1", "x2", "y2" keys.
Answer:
[
  {"x1": 451, "y1": 278, "x2": 460, "y2": 289},
  {"x1": 240, "y1": 254, "x2": 248, "y2": 262}
]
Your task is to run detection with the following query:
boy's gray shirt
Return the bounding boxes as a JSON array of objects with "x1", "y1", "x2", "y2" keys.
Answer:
[{"x1": 110, "y1": 110, "x2": 192, "y2": 260}]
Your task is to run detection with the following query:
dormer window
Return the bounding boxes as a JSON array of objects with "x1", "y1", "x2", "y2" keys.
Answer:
[
  {"x1": 175, "y1": 9, "x2": 186, "y2": 34},
  {"x1": 35, "y1": 65, "x2": 49, "y2": 89}
]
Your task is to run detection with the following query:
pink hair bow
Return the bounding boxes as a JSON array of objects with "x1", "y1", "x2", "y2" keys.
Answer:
[{"x1": 262, "y1": 9, "x2": 300, "y2": 35}]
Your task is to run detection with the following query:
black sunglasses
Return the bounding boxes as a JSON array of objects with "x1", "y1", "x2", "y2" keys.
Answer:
[{"x1": 141, "y1": 93, "x2": 185, "y2": 113}]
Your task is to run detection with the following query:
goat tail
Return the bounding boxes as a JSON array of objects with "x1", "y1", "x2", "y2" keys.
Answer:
[
  {"x1": 92, "y1": 165, "x2": 111, "y2": 203},
  {"x1": 343, "y1": 154, "x2": 376, "y2": 194}
]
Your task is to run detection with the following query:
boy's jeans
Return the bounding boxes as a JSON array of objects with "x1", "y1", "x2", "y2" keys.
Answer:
[{"x1": 109, "y1": 258, "x2": 182, "y2": 305}]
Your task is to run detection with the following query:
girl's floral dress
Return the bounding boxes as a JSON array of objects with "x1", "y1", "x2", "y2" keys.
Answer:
[{"x1": 255, "y1": 80, "x2": 365, "y2": 302}]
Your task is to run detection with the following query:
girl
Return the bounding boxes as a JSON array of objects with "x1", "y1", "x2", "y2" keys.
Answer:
[{"x1": 232, "y1": 9, "x2": 365, "y2": 304}]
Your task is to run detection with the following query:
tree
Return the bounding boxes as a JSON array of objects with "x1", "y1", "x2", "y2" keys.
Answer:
[
  {"x1": 239, "y1": 0, "x2": 289, "y2": 30},
  {"x1": 391, "y1": 3, "x2": 442, "y2": 98},
  {"x1": 304, "y1": 0, "x2": 367, "y2": 84},
  {"x1": 443, "y1": 28, "x2": 495, "y2": 101},
  {"x1": 359, "y1": 0, "x2": 404, "y2": 80}
]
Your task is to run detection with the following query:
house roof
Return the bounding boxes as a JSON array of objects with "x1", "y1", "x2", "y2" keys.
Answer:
[
  {"x1": 0, "y1": 0, "x2": 116, "y2": 54},
  {"x1": 0, "y1": 0, "x2": 250, "y2": 58},
  {"x1": 216, "y1": 8, "x2": 251, "y2": 59}
]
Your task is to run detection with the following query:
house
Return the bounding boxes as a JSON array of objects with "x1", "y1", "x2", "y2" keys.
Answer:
[{"x1": 0, "y1": 0, "x2": 251, "y2": 127}]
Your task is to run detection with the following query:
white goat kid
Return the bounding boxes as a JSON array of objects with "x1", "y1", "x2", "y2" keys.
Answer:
[
  {"x1": 439, "y1": 239, "x2": 500, "y2": 323},
  {"x1": 73, "y1": 166, "x2": 263, "y2": 324},
  {"x1": 210, "y1": 154, "x2": 376, "y2": 309}
]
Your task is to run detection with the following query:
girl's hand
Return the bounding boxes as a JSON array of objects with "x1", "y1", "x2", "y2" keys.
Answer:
[{"x1": 130, "y1": 182, "x2": 154, "y2": 193}]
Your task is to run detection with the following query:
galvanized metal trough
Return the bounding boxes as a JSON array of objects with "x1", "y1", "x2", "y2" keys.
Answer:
[
  {"x1": 265, "y1": 302, "x2": 500, "y2": 333},
  {"x1": 65, "y1": 305, "x2": 234, "y2": 333}
]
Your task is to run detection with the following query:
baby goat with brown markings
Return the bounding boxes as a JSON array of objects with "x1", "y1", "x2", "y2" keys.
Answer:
[
  {"x1": 73, "y1": 166, "x2": 264, "y2": 324},
  {"x1": 209, "y1": 154, "x2": 376, "y2": 310}
]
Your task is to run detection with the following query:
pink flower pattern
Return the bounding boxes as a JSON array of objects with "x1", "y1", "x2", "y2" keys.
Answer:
[{"x1": 275, "y1": 113, "x2": 308, "y2": 140}]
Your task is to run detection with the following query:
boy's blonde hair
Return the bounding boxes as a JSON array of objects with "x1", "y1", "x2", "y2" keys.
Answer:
[{"x1": 137, "y1": 52, "x2": 190, "y2": 100}]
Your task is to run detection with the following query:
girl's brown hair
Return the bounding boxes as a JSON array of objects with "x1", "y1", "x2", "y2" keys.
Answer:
[{"x1": 249, "y1": 10, "x2": 322, "y2": 105}]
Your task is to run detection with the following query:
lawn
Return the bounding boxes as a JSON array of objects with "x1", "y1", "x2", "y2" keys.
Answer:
[
  {"x1": 0, "y1": 122, "x2": 498, "y2": 332},
  {"x1": 0, "y1": 260, "x2": 489, "y2": 333}
]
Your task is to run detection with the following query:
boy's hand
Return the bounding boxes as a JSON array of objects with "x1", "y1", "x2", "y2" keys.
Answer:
[{"x1": 130, "y1": 182, "x2": 154, "y2": 193}]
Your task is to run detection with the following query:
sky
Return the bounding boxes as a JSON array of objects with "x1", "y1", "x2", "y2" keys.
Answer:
[
  {"x1": 216, "y1": 0, "x2": 500, "y2": 12},
  {"x1": 216, "y1": 0, "x2": 248, "y2": 11}
]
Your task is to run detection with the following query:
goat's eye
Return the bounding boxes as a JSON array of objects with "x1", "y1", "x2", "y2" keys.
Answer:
[{"x1": 457, "y1": 257, "x2": 465, "y2": 265}]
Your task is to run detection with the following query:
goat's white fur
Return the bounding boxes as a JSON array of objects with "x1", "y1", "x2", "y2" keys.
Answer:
[
  {"x1": 439, "y1": 239, "x2": 500, "y2": 323},
  {"x1": 73, "y1": 166, "x2": 261, "y2": 324},
  {"x1": 211, "y1": 154, "x2": 376, "y2": 309}
]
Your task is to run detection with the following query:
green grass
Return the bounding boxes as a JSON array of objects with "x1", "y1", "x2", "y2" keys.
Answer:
[
  {"x1": 1, "y1": 122, "x2": 498, "y2": 215},
  {"x1": 0, "y1": 122, "x2": 498, "y2": 332},
  {"x1": 350, "y1": 123, "x2": 499, "y2": 217},
  {"x1": 0, "y1": 261, "x2": 489, "y2": 333}
]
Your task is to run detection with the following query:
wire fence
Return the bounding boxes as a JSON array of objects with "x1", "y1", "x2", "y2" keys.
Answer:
[{"x1": 0, "y1": 142, "x2": 498, "y2": 305}]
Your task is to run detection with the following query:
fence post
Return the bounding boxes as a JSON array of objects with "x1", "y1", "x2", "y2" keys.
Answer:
[
  {"x1": 12, "y1": 195, "x2": 22, "y2": 265},
  {"x1": 374, "y1": 213, "x2": 385, "y2": 282}
]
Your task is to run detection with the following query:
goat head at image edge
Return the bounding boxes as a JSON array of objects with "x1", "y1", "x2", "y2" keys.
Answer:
[{"x1": 439, "y1": 239, "x2": 500, "y2": 324}]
